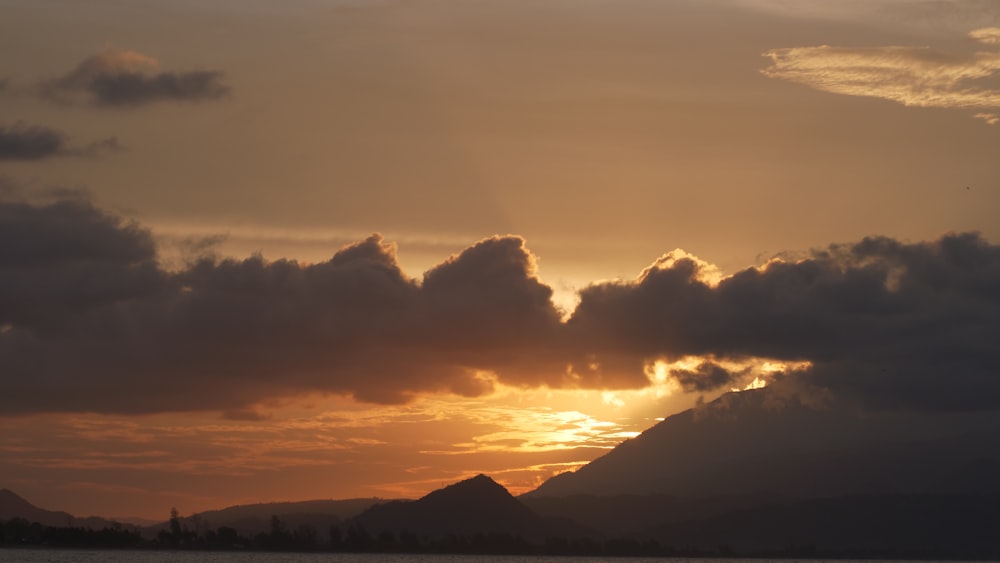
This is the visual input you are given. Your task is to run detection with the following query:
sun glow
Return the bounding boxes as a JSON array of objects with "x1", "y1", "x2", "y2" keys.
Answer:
[{"x1": 642, "y1": 249, "x2": 725, "y2": 286}]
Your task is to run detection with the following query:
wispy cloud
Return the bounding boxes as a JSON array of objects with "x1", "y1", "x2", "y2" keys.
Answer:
[
  {"x1": 762, "y1": 28, "x2": 1000, "y2": 124},
  {"x1": 969, "y1": 27, "x2": 1000, "y2": 45}
]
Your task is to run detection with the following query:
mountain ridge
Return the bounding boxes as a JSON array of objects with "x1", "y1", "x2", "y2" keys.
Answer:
[
  {"x1": 0, "y1": 487, "x2": 131, "y2": 530},
  {"x1": 529, "y1": 388, "x2": 1000, "y2": 498},
  {"x1": 352, "y1": 473, "x2": 591, "y2": 541}
]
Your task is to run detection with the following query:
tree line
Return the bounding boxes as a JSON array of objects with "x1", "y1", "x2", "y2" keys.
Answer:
[{"x1": 4, "y1": 509, "x2": 995, "y2": 559}]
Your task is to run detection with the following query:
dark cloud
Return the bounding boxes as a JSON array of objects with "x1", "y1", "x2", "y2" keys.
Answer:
[
  {"x1": 0, "y1": 122, "x2": 121, "y2": 160},
  {"x1": 669, "y1": 362, "x2": 741, "y2": 392},
  {"x1": 421, "y1": 236, "x2": 566, "y2": 387},
  {"x1": 569, "y1": 233, "x2": 1000, "y2": 412},
  {"x1": 39, "y1": 49, "x2": 230, "y2": 107},
  {"x1": 0, "y1": 198, "x2": 565, "y2": 415},
  {"x1": 0, "y1": 123, "x2": 64, "y2": 160},
  {"x1": 0, "y1": 197, "x2": 164, "y2": 333},
  {"x1": 1, "y1": 195, "x2": 999, "y2": 415}
]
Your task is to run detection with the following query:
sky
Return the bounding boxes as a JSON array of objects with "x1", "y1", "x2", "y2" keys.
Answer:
[{"x1": 1, "y1": 0, "x2": 999, "y2": 521}]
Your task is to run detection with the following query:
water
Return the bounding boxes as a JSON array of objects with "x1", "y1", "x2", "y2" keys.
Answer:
[
  {"x1": 0, "y1": 551, "x2": 683, "y2": 563},
  {"x1": 0, "y1": 553, "x2": 974, "y2": 563},
  {"x1": 0, "y1": 551, "x2": 769, "y2": 563}
]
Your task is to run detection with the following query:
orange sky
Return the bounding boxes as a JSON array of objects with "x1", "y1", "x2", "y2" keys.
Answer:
[{"x1": 1, "y1": 0, "x2": 998, "y2": 520}]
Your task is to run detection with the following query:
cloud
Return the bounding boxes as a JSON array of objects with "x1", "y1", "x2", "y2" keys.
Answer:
[
  {"x1": 970, "y1": 27, "x2": 1000, "y2": 46},
  {"x1": 0, "y1": 123, "x2": 63, "y2": 160},
  {"x1": 669, "y1": 362, "x2": 742, "y2": 392},
  {"x1": 974, "y1": 112, "x2": 1000, "y2": 124},
  {"x1": 39, "y1": 49, "x2": 230, "y2": 107},
  {"x1": 0, "y1": 196, "x2": 567, "y2": 415},
  {"x1": 0, "y1": 196, "x2": 164, "y2": 332},
  {"x1": 1, "y1": 194, "x2": 999, "y2": 415},
  {"x1": 569, "y1": 232, "x2": 1000, "y2": 412},
  {"x1": 762, "y1": 28, "x2": 1000, "y2": 123},
  {"x1": 0, "y1": 122, "x2": 122, "y2": 160}
]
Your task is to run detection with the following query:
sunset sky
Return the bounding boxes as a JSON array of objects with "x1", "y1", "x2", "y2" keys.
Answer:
[{"x1": 2, "y1": 0, "x2": 999, "y2": 521}]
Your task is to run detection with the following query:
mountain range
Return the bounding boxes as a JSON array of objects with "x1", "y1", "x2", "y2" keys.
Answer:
[
  {"x1": 5, "y1": 387, "x2": 1000, "y2": 555},
  {"x1": 144, "y1": 497, "x2": 385, "y2": 541},
  {"x1": 531, "y1": 387, "x2": 1000, "y2": 498},
  {"x1": 353, "y1": 473, "x2": 590, "y2": 542},
  {"x1": 0, "y1": 488, "x2": 133, "y2": 531}
]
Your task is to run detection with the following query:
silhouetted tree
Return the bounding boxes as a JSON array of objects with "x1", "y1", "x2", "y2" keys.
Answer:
[
  {"x1": 344, "y1": 522, "x2": 372, "y2": 551},
  {"x1": 376, "y1": 529, "x2": 397, "y2": 551},
  {"x1": 293, "y1": 523, "x2": 318, "y2": 550},
  {"x1": 328, "y1": 524, "x2": 342, "y2": 550},
  {"x1": 169, "y1": 507, "x2": 182, "y2": 542}
]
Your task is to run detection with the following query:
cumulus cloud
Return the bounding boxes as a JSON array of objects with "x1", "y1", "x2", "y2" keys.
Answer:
[
  {"x1": 570, "y1": 233, "x2": 1000, "y2": 412},
  {"x1": 0, "y1": 122, "x2": 121, "y2": 160},
  {"x1": 39, "y1": 49, "x2": 230, "y2": 107},
  {"x1": 762, "y1": 28, "x2": 1000, "y2": 124},
  {"x1": 1, "y1": 194, "x2": 999, "y2": 415},
  {"x1": 0, "y1": 195, "x2": 568, "y2": 414}
]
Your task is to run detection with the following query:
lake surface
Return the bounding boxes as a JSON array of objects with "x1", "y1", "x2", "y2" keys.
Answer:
[
  {"x1": 0, "y1": 551, "x2": 678, "y2": 562},
  {"x1": 0, "y1": 551, "x2": 977, "y2": 563}
]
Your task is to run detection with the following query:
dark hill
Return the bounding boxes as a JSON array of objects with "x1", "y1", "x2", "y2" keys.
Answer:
[
  {"x1": 529, "y1": 388, "x2": 1000, "y2": 499},
  {"x1": 521, "y1": 492, "x2": 784, "y2": 536},
  {"x1": 646, "y1": 493, "x2": 1000, "y2": 558},
  {"x1": 353, "y1": 474, "x2": 589, "y2": 541},
  {"x1": 145, "y1": 497, "x2": 383, "y2": 540},
  {"x1": 0, "y1": 488, "x2": 132, "y2": 530}
]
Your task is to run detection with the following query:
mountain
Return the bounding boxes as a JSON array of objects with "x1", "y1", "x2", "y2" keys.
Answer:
[
  {"x1": 521, "y1": 492, "x2": 784, "y2": 536},
  {"x1": 0, "y1": 488, "x2": 131, "y2": 530},
  {"x1": 645, "y1": 493, "x2": 1000, "y2": 557},
  {"x1": 530, "y1": 388, "x2": 1000, "y2": 498},
  {"x1": 145, "y1": 497, "x2": 383, "y2": 540},
  {"x1": 353, "y1": 474, "x2": 590, "y2": 541}
]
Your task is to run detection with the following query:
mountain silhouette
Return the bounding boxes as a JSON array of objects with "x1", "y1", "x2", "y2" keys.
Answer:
[
  {"x1": 353, "y1": 474, "x2": 588, "y2": 541},
  {"x1": 530, "y1": 388, "x2": 1000, "y2": 498},
  {"x1": 521, "y1": 492, "x2": 784, "y2": 536},
  {"x1": 144, "y1": 497, "x2": 383, "y2": 540},
  {"x1": 645, "y1": 493, "x2": 1000, "y2": 557},
  {"x1": 0, "y1": 488, "x2": 130, "y2": 530}
]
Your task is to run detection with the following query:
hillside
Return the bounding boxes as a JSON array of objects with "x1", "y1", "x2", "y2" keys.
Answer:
[
  {"x1": 530, "y1": 388, "x2": 1000, "y2": 499},
  {"x1": 645, "y1": 493, "x2": 1000, "y2": 558},
  {"x1": 521, "y1": 492, "x2": 784, "y2": 536},
  {"x1": 0, "y1": 488, "x2": 132, "y2": 531},
  {"x1": 353, "y1": 474, "x2": 590, "y2": 542},
  {"x1": 145, "y1": 497, "x2": 384, "y2": 540}
]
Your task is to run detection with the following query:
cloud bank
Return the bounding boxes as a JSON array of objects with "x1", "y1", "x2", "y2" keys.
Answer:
[
  {"x1": 1, "y1": 195, "x2": 998, "y2": 415},
  {"x1": 39, "y1": 49, "x2": 230, "y2": 107},
  {"x1": 762, "y1": 27, "x2": 1000, "y2": 124},
  {"x1": 569, "y1": 233, "x2": 1000, "y2": 412},
  {"x1": 0, "y1": 122, "x2": 121, "y2": 160}
]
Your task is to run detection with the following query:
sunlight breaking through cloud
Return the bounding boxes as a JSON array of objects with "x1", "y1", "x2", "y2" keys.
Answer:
[{"x1": 425, "y1": 408, "x2": 639, "y2": 455}]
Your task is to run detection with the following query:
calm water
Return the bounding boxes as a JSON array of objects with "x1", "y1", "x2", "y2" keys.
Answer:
[
  {"x1": 0, "y1": 552, "x2": 701, "y2": 563},
  {"x1": 0, "y1": 552, "x2": 975, "y2": 563},
  {"x1": 0, "y1": 552, "x2": 679, "y2": 563}
]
